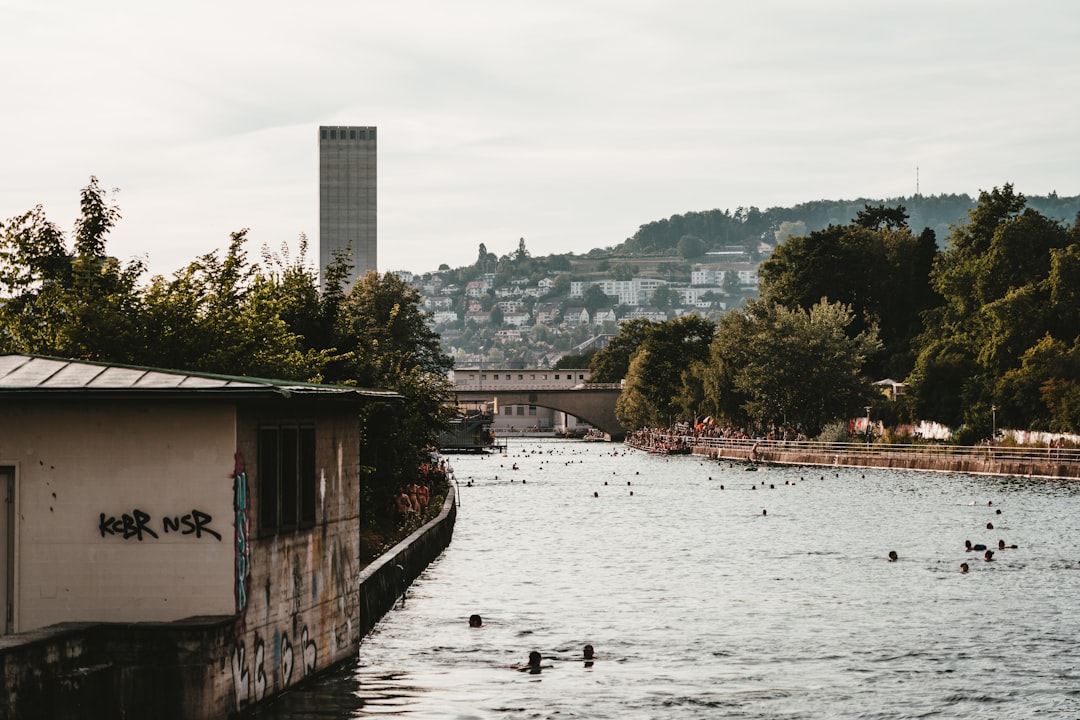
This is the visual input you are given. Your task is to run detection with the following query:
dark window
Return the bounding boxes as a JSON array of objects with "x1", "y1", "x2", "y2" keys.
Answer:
[
  {"x1": 259, "y1": 424, "x2": 316, "y2": 534},
  {"x1": 330, "y1": 129, "x2": 337, "y2": 139},
  {"x1": 320, "y1": 129, "x2": 327, "y2": 140},
  {"x1": 349, "y1": 129, "x2": 356, "y2": 140},
  {"x1": 369, "y1": 128, "x2": 376, "y2": 140}
]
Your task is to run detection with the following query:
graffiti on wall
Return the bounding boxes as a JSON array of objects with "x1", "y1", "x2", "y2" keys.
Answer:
[
  {"x1": 97, "y1": 508, "x2": 222, "y2": 541},
  {"x1": 231, "y1": 625, "x2": 319, "y2": 712},
  {"x1": 233, "y1": 452, "x2": 251, "y2": 627}
]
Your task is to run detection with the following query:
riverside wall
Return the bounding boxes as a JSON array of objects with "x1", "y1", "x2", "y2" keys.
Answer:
[
  {"x1": 0, "y1": 487, "x2": 458, "y2": 720},
  {"x1": 695, "y1": 446, "x2": 1080, "y2": 480}
]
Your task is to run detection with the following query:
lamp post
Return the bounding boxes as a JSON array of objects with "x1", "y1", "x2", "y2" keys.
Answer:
[
  {"x1": 991, "y1": 405, "x2": 996, "y2": 457},
  {"x1": 864, "y1": 406, "x2": 872, "y2": 448}
]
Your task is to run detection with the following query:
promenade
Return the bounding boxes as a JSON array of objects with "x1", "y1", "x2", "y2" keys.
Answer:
[{"x1": 627, "y1": 432, "x2": 1080, "y2": 480}]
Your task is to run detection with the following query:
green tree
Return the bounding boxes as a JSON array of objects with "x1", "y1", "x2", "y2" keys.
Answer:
[
  {"x1": 759, "y1": 206, "x2": 938, "y2": 379},
  {"x1": 589, "y1": 317, "x2": 654, "y2": 382},
  {"x1": 677, "y1": 234, "x2": 705, "y2": 259},
  {"x1": 614, "y1": 315, "x2": 715, "y2": 428},
  {"x1": 704, "y1": 299, "x2": 881, "y2": 434},
  {"x1": 0, "y1": 177, "x2": 146, "y2": 361},
  {"x1": 910, "y1": 185, "x2": 1076, "y2": 427},
  {"x1": 582, "y1": 284, "x2": 614, "y2": 314},
  {"x1": 335, "y1": 271, "x2": 456, "y2": 511}
]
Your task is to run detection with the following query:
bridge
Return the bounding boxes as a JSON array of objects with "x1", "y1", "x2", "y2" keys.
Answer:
[{"x1": 454, "y1": 384, "x2": 626, "y2": 440}]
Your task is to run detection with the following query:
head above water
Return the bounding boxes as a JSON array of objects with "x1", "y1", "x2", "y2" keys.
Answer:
[
  {"x1": 469, "y1": 614, "x2": 482, "y2": 627},
  {"x1": 583, "y1": 644, "x2": 595, "y2": 660}
]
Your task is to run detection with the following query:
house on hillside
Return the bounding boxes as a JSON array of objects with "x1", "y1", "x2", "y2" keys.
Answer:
[{"x1": 0, "y1": 354, "x2": 400, "y2": 714}]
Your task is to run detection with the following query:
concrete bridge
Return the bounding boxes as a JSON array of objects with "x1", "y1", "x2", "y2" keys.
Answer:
[{"x1": 454, "y1": 384, "x2": 626, "y2": 440}]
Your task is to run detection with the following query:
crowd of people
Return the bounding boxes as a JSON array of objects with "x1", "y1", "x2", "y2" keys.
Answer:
[{"x1": 393, "y1": 456, "x2": 452, "y2": 522}]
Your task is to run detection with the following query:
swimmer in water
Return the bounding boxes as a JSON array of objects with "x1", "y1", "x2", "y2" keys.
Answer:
[
  {"x1": 997, "y1": 539, "x2": 1017, "y2": 549},
  {"x1": 583, "y1": 644, "x2": 595, "y2": 660},
  {"x1": 514, "y1": 651, "x2": 547, "y2": 674},
  {"x1": 984, "y1": 549, "x2": 995, "y2": 562},
  {"x1": 469, "y1": 614, "x2": 482, "y2": 628},
  {"x1": 965, "y1": 540, "x2": 987, "y2": 552},
  {"x1": 960, "y1": 562, "x2": 969, "y2": 574},
  {"x1": 888, "y1": 550, "x2": 898, "y2": 562}
]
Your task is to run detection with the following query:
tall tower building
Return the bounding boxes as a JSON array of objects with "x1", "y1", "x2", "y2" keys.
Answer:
[{"x1": 319, "y1": 125, "x2": 377, "y2": 288}]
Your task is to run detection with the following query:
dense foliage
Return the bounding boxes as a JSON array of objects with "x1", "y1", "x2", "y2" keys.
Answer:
[
  {"x1": 592, "y1": 187, "x2": 1080, "y2": 438},
  {"x1": 0, "y1": 177, "x2": 454, "y2": 516}
]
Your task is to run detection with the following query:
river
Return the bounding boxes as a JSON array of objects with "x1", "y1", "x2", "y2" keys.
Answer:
[{"x1": 256, "y1": 439, "x2": 1080, "y2": 719}]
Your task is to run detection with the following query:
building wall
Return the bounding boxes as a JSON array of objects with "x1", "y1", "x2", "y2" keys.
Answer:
[
  {"x1": 319, "y1": 125, "x2": 377, "y2": 287},
  {"x1": 0, "y1": 401, "x2": 236, "y2": 633},
  {"x1": 228, "y1": 403, "x2": 364, "y2": 712}
]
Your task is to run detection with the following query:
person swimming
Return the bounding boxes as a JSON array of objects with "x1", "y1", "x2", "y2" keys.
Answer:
[
  {"x1": 997, "y1": 539, "x2": 1017, "y2": 549},
  {"x1": 514, "y1": 651, "x2": 547, "y2": 674},
  {"x1": 469, "y1": 614, "x2": 483, "y2": 628},
  {"x1": 960, "y1": 562, "x2": 969, "y2": 574},
  {"x1": 888, "y1": 550, "x2": 898, "y2": 562},
  {"x1": 984, "y1": 549, "x2": 995, "y2": 562},
  {"x1": 965, "y1": 540, "x2": 987, "y2": 552}
]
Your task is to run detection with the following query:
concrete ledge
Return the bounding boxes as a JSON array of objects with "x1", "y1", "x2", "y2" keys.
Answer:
[
  {"x1": 357, "y1": 485, "x2": 458, "y2": 638},
  {"x1": 696, "y1": 447, "x2": 1080, "y2": 479}
]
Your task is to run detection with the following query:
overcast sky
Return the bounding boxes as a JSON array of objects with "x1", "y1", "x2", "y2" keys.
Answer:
[{"x1": 2, "y1": 1, "x2": 1078, "y2": 279}]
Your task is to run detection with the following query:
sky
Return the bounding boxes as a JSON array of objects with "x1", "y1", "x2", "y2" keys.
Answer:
[{"x1": 2, "y1": 1, "x2": 1078, "y2": 280}]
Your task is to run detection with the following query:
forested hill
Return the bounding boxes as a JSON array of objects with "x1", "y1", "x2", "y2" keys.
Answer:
[{"x1": 619, "y1": 192, "x2": 1080, "y2": 255}]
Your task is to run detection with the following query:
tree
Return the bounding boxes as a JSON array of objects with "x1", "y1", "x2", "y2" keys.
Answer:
[
  {"x1": 335, "y1": 271, "x2": 456, "y2": 512},
  {"x1": 0, "y1": 177, "x2": 146, "y2": 361},
  {"x1": 614, "y1": 315, "x2": 715, "y2": 428},
  {"x1": 589, "y1": 317, "x2": 654, "y2": 382},
  {"x1": 758, "y1": 206, "x2": 938, "y2": 379},
  {"x1": 704, "y1": 299, "x2": 881, "y2": 434},
  {"x1": 582, "y1": 284, "x2": 614, "y2": 314},
  {"x1": 650, "y1": 284, "x2": 677, "y2": 310},
  {"x1": 909, "y1": 185, "x2": 1077, "y2": 426},
  {"x1": 677, "y1": 234, "x2": 705, "y2": 259}
]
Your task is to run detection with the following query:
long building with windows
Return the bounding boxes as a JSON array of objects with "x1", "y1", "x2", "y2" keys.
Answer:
[{"x1": 319, "y1": 125, "x2": 377, "y2": 288}]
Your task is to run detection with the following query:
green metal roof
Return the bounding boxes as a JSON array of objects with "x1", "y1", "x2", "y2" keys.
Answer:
[{"x1": 0, "y1": 354, "x2": 399, "y2": 401}]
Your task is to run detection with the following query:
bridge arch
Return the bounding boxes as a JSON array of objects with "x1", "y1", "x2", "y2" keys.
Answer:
[{"x1": 454, "y1": 387, "x2": 626, "y2": 440}]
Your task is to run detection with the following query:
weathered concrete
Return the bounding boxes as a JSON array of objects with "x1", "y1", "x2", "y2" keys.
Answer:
[
  {"x1": 0, "y1": 487, "x2": 458, "y2": 720},
  {"x1": 357, "y1": 486, "x2": 458, "y2": 638}
]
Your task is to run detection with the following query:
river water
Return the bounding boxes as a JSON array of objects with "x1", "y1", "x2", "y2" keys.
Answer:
[{"x1": 258, "y1": 440, "x2": 1080, "y2": 719}]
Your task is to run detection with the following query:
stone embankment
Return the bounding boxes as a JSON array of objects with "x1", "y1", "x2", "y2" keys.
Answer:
[{"x1": 695, "y1": 443, "x2": 1080, "y2": 480}]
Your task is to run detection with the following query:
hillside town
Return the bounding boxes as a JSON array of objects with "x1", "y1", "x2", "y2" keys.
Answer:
[{"x1": 396, "y1": 242, "x2": 771, "y2": 368}]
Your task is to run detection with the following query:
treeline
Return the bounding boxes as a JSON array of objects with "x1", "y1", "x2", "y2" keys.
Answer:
[
  {"x1": 620, "y1": 192, "x2": 1080, "y2": 259},
  {"x1": 582, "y1": 186, "x2": 1080, "y2": 441},
  {"x1": 0, "y1": 177, "x2": 456, "y2": 519}
]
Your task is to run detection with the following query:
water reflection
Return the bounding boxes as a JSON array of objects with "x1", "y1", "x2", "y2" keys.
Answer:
[{"x1": 258, "y1": 441, "x2": 1080, "y2": 719}]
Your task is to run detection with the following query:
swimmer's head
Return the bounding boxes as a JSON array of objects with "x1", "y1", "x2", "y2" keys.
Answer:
[
  {"x1": 583, "y1": 644, "x2": 594, "y2": 660},
  {"x1": 469, "y1": 614, "x2": 482, "y2": 627}
]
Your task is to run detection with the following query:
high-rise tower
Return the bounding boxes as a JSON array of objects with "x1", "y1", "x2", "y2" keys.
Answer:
[{"x1": 319, "y1": 125, "x2": 377, "y2": 288}]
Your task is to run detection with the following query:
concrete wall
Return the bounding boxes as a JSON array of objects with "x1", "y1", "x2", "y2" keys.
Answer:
[
  {"x1": 0, "y1": 401, "x2": 236, "y2": 632},
  {"x1": 357, "y1": 485, "x2": 457, "y2": 638},
  {"x1": 227, "y1": 405, "x2": 365, "y2": 713},
  {"x1": 0, "y1": 485, "x2": 459, "y2": 720}
]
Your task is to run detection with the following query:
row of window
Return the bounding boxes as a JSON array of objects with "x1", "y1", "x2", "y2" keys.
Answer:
[
  {"x1": 486, "y1": 373, "x2": 585, "y2": 381},
  {"x1": 258, "y1": 425, "x2": 316, "y2": 534},
  {"x1": 502, "y1": 406, "x2": 538, "y2": 416},
  {"x1": 320, "y1": 127, "x2": 376, "y2": 141}
]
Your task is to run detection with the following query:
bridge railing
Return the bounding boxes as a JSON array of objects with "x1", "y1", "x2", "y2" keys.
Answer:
[{"x1": 628, "y1": 433, "x2": 1080, "y2": 465}]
